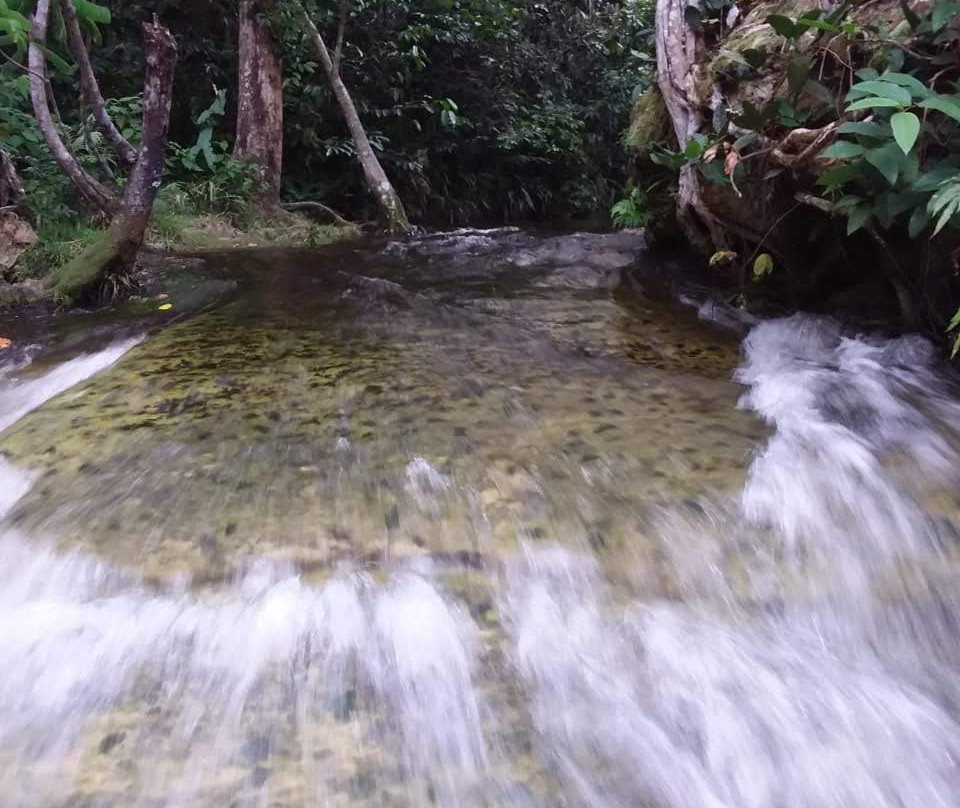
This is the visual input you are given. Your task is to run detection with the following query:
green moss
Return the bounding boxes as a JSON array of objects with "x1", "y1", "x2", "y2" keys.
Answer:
[
  {"x1": 626, "y1": 89, "x2": 671, "y2": 155},
  {"x1": 155, "y1": 213, "x2": 357, "y2": 251},
  {"x1": 53, "y1": 228, "x2": 123, "y2": 302}
]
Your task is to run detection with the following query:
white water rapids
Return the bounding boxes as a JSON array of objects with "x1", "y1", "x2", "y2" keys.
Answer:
[{"x1": 2, "y1": 315, "x2": 960, "y2": 807}]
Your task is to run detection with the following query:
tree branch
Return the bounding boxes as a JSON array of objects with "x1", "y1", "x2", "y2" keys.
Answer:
[
  {"x1": 0, "y1": 48, "x2": 48, "y2": 83},
  {"x1": 282, "y1": 200, "x2": 357, "y2": 228},
  {"x1": 59, "y1": 0, "x2": 138, "y2": 168},
  {"x1": 333, "y1": 0, "x2": 348, "y2": 74},
  {"x1": 28, "y1": 0, "x2": 118, "y2": 214}
]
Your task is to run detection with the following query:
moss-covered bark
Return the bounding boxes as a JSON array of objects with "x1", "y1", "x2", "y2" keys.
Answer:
[{"x1": 54, "y1": 23, "x2": 178, "y2": 302}]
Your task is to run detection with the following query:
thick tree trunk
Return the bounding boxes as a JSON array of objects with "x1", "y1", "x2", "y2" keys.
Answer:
[
  {"x1": 303, "y1": 12, "x2": 410, "y2": 232},
  {"x1": 28, "y1": 0, "x2": 118, "y2": 215},
  {"x1": 59, "y1": 0, "x2": 138, "y2": 169},
  {"x1": 655, "y1": 0, "x2": 725, "y2": 253},
  {"x1": 234, "y1": 0, "x2": 284, "y2": 213},
  {"x1": 56, "y1": 23, "x2": 178, "y2": 301}
]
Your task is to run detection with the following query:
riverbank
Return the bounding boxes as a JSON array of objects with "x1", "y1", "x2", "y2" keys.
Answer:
[{"x1": 0, "y1": 211, "x2": 359, "y2": 313}]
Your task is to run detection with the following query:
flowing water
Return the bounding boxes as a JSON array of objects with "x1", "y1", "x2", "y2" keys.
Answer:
[{"x1": 2, "y1": 230, "x2": 960, "y2": 808}]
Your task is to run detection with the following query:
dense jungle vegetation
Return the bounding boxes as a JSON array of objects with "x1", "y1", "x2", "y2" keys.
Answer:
[{"x1": 0, "y1": 0, "x2": 959, "y2": 344}]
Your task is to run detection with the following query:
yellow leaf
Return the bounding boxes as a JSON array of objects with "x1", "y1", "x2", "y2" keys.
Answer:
[
  {"x1": 0, "y1": 337, "x2": 11, "y2": 350},
  {"x1": 710, "y1": 250, "x2": 738, "y2": 266},
  {"x1": 158, "y1": 303, "x2": 173, "y2": 311},
  {"x1": 753, "y1": 253, "x2": 774, "y2": 279}
]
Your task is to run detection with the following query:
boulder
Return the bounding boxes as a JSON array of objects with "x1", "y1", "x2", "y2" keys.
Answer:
[{"x1": 0, "y1": 213, "x2": 37, "y2": 272}]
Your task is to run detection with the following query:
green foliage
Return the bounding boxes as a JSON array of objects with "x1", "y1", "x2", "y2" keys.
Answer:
[
  {"x1": 163, "y1": 86, "x2": 261, "y2": 219},
  {"x1": 273, "y1": 0, "x2": 655, "y2": 222},
  {"x1": 666, "y1": 0, "x2": 960, "y2": 250},
  {"x1": 172, "y1": 86, "x2": 228, "y2": 173},
  {"x1": 14, "y1": 221, "x2": 101, "y2": 279},
  {"x1": 0, "y1": 0, "x2": 111, "y2": 66},
  {"x1": 812, "y1": 73, "x2": 960, "y2": 238},
  {"x1": 160, "y1": 160, "x2": 260, "y2": 219},
  {"x1": 611, "y1": 185, "x2": 659, "y2": 229},
  {"x1": 148, "y1": 201, "x2": 188, "y2": 246}
]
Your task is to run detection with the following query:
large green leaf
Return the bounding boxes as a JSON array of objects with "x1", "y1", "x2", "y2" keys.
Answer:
[
  {"x1": 72, "y1": 0, "x2": 111, "y2": 25},
  {"x1": 817, "y1": 163, "x2": 862, "y2": 191},
  {"x1": 865, "y1": 144, "x2": 902, "y2": 186},
  {"x1": 39, "y1": 43, "x2": 75, "y2": 76},
  {"x1": 908, "y1": 204, "x2": 930, "y2": 237},
  {"x1": 846, "y1": 97, "x2": 903, "y2": 112},
  {"x1": 911, "y1": 167, "x2": 960, "y2": 192},
  {"x1": 890, "y1": 111, "x2": 920, "y2": 154},
  {"x1": 822, "y1": 140, "x2": 865, "y2": 159},
  {"x1": 919, "y1": 96, "x2": 960, "y2": 124},
  {"x1": 846, "y1": 80, "x2": 912, "y2": 105},
  {"x1": 766, "y1": 13, "x2": 800, "y2": 38},
  {"x1": 932, "y1": 0, "x2": 960, "y2": 31},
  {"x1": 846, "y1": 205, "x2": 872, "y2": 234},
  {"x1": 876, "y1": 72, "x2": 931, "y2": 100},
  {"x1": 196, "y1": 127, "x2": 217, "y2": 170},
  {"x1": 684, "y1": 134, "x2": 707, "y2": 160},
  {"x1": 797, "y1": 17, "x2": 840, "y2": 32},
  {"x1": 837, "y1": 121, "x2": 890, "y2": 139}
]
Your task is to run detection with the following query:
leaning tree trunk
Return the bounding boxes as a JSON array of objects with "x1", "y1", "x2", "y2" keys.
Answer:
[
  {"x1": 59, "y1": 0, "x2": 138, "y2": 169},
  {"x1": 303, "y1": 13, "x2": 410, "y2": 232},
  {"x1": 234, "y1": 0, "x2": 284, "y2": 213},
  {"x1": 655, "y1": 0, "x2": 726, "y2": 253},
  {"x1": 28, "y1": 0, "x2": 118, "y2": 215},
  {"x1": 56, "y1": 23, "x2": 178, "y2": 302}
]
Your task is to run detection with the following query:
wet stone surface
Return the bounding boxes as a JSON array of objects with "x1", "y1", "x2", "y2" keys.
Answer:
[
  {"x1": 0, "y1": 235, "x2": 763, "y2": 584},
  {"x1": 5, "y1": 233, "x2": 960, "y2": 808}
]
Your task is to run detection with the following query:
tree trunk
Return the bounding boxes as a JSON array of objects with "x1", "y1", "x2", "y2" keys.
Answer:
[
  {"x1": 303, "y1": 12, "x2": 410, "y2": 232},
  {"x1": 655, "y1": 0, "x2": 725, "y2": 253},
  {"x1": 0, "y1": 150, "x2": 24, "y2": 208},
  {"x1": 28, "y1": 0, "x2": 118, "y2": 215},
  {"x1": 56, "y1": 23, "x2": 178, "y2": 301},
  {"x1": 59, "y1": 0, "x2": 138, "y2": 169},
  {"x1": 234, "y1": 0, "x2": 284, "y2": 213}
]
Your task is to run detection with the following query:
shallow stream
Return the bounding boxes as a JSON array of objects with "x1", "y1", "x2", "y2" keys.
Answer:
[{"x1": 2, "y1": 229, "x2": 960, "y2": 808}]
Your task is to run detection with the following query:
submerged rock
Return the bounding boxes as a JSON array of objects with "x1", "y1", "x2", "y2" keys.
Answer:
[
  {"x1": 512, "y1": 230, "x2": 648, "y2": 290},
  {"x1": 0, "y1": 213, "x2": 37, "y2": 273},
  {"x1": 0, "y1": 277, "x2": 49, "y2": 307},
  {"x1": 381, "y1": 228, "x2": 648, "y2": 289}
]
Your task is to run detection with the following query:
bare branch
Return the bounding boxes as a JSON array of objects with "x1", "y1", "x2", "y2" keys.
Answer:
[
  {"x1": 59, "y1": 0, "x2": 138, "y2": 168},
  {"x1": 0, "y1": 48, "x2": 48, "y2": 82},
  {"x1": 333, "y1": 0, "x2": 349, "y2": 75},
  {"x1": 282, "y1": 200, "x2": 357, "y2": 229},
  {"x1": 28, "y1": 0, "x2": 118, "y2": 214}
]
